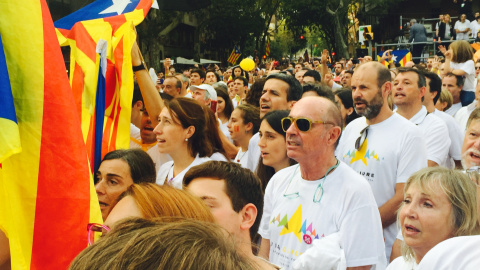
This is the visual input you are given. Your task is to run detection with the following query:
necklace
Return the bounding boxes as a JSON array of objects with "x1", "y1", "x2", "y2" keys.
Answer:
[
  {"x1": 236, "y1": 149, "x2": 248, "y2": 163},
  {"x1": 164, "y1": 163, "x2": 175, "y2": 185}
]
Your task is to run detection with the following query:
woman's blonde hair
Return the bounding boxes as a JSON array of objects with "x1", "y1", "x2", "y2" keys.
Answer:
[
  {"x1": 449, "y1": 40, "x2": 474, "y2": 63},
  {"x1": 400, "y1": 167, "x2": 480, "y2": 260},
  {"x1": 70, "y1": 218, "x2": 256, "y2": 270},
  {"x1": 119, "y1": 183, "x2": 215, "y2": 222},
  {"x1": 438, "y1": 88, "x2": 453, "y2": 111}
]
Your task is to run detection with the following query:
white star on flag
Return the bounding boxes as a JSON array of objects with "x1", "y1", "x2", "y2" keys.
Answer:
[
  {"x1": 392, "y1": 55, "x2": 397, "y2": 62},
  {"x1": 99, "y1": 0, "x2": 132, "y2": 15}
]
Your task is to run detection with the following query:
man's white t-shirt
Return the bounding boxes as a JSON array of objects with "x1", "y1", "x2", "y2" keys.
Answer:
[
  {"x1": 445, "y1": 102, "x2": 462, "y2": 117},
  {"x1": 246, "y1": 132, "x2": 261, "y2": 173},
  {"x1": 409, "y1": 106, "x2": 450, "y2": 166},
  {"x1": 455, "y1": 101, "x2": 477, "y2": 131},
  {"x1": 259, "y1": 163, "x2": 386, "y2": 270},
  {"x1": 336, "y1": 114, "x2": 427, "y2": 260},
  {"x1": 470, "y1": 20, "x2": 480, "y2": 38},
  {"x1": 155, "y1": 154, "x2": 211, "y2": 189},
  {"x1": 454, "y1": 20, "x2": 471, "y2": 40},
  {"x1": 433, "y1": 109, "x2": 463, "y2": 168},
  {"x1": 451, "y1": 60, "x2": 476, "y2": 92}
]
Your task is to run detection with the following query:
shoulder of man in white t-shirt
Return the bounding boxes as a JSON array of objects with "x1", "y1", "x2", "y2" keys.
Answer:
[
  {"x1": 433, "y1": 109, "x2": 464, "y2": 167},
  {"x1": 246, "y1": 132, "x2": 261, "y2": 173}
]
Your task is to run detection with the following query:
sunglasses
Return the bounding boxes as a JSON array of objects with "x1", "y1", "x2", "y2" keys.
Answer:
[
  {"x1": 355, "y1": 126, "x2": 369, "y2": 150},
  {"x1": 281, "y1": 117, "x2": 334, "y2": 132}
]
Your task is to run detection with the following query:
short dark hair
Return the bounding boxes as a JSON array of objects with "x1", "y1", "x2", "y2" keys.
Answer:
[
  {"x1": 236, "y1": 104, "x2": 261, "y2": 134},
  {"x1": 303, "y1": 70, "x2": 321, "y2": 82},
  {"x1": 445, "y1": 72, "x2": 464, "y2": 87},
  {"x1": 344, "y1": 70, "x2": 354, "y2": 76},
  {"x1": 191, "y1": 68, "x2": 206, "y2": 79},
  {"x1": 206, "y1": 69, "x2": 220, "y2": 82},
  {"x1": 99, "y1": 149, "x2": 156, "y2": 184},
  {"x1": 234, "y1": 76, "x2": 248, "y2": 87},
  {"x1": 422, "y1": 71, "x2": 442, "y2": 105},
  {"x1": 245, "y1": 78, "x2": 265, "y2": 108},
  {"x1": 302, "y1": 83, "x2": 335, "y2": 102},
  {"x1": 132, "y1": 83, "x2": 143, "y2": 107},
  {"x1": 184, "y1": 161, "x2": 264, "y2": 241},
  {"x1": 265, "y1": 73, "x2": 303, "y2": 102},
  {"x1": 397, "y1": 67, "x2": 426, "y2": 88}
]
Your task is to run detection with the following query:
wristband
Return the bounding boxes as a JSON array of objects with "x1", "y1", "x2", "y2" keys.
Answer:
[{"x1": 133, "y1": 62, "x2": 146, "y2": 72}]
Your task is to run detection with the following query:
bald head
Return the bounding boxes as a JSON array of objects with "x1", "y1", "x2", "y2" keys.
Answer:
[
  {"x1": 356, "y1": 61, "x2": 392, "y2": 88},
  {"x1": 294, "y1": 96, "x2": 343, "y2": 130}
]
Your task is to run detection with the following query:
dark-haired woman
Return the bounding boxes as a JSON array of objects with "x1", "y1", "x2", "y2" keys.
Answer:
[
  {"x1": 228, "y1": 104, "x2": 260, "y2": 169},
  {"x1": 154, "y1": 98, "x2": 216, "y2": 189},
  {"x1": 256, "y1": 110, "x2": 297, "y2": 191},
  {"x1": 95, "y1": 149, "x2": 156, "y2": 221},
  {"x1": 334, "y1": 89, "x2": 360, "y2": 129}
]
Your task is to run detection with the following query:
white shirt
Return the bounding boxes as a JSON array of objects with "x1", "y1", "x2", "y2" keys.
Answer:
[
  {"x1": 336, "y1": 114, "x2": 427, "y2": 260},
  {"x1": 233, "y1": 148, "x2": 249, "y2": 168},
  {"x1": 433, "y1": 109, "x2": 463, "y2": 168},
  {"x1": 455, "y1": 101, "x2": 477, "y2": 132},
  {"x1": 155, "y1": 154, "x2": 212, "y2": 189},
  {"x1": 454, "y1": 20, "x2": 471, "y2": 40},
  {"x1": 246, "y1": 132, "x2": 261, "y2": 173},
  {"x1": 451, "y1": 60, "x2": 476, "y2": 92},
  {"x1": 387, "y1": 257, "x2": 417, "y2": 270},
  {"x1": 445, "y1": 102, "x2": 462, "y2": 117},
  {"x1": 470, "y1": 20, "x2": 480, "y2": 38},
  {"x1": 417, "y1": 236, "x2": 480, "y2": 270},
  {"x1": 218, "y1": 119, "x2": 232, "y2": 143},
  {"x1": 409, "y1": 106, "x2": 450, "y2": 166},
  {"x1": 259, "y1": 163, "x2": 387, "y2": 270}
]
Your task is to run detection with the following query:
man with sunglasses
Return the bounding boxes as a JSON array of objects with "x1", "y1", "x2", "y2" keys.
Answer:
[
  {"x1": 245, "y1": 73, "x2": 303, "y2": 173},
  {"x1": 336, "y1": 62, "x2": 427, "y2": 261},
  {"x1": 258, "y1": 96, "x2": 386, "y2": 270}
]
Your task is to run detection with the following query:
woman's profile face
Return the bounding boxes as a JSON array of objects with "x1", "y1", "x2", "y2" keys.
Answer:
[
  {"x1": 95, "y1": 159, "x2": 134, "y2": 221},
  {"x1": 400, "y1": 182, "x2": 455, "y2": 260},
  {"x1": 258, "y1": 120, "x2": 288, "y2": 170},
  {"x1": 154, "y1": 108, "x2": 190, "y2": 154},
  {"x1": 334, "y1": 95, "x2": 352, "y2": 125}
]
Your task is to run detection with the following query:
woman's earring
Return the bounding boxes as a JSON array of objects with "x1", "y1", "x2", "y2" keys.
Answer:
[{"x1": 185, "y1": 138, "x2": 188, "y2": 142}]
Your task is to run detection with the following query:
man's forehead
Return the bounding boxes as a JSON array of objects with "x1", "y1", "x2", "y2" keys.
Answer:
[
  {"x1": 290, "y1": 98, "x2": 324, "y2": 118},
  {"x1": 467, "y1": 119, "x2": 480, "y2": 131},
  {"x1": 395, "y1": 71, "x2": 418, "y2": 83},
  {"x1": 264, "y1": 78, "x2": 289, "y2": 92}
]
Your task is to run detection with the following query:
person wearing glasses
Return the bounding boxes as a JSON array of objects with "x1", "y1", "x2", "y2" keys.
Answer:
[
  {"x1": 461, "y1": 107, "x2": 480, "y2": 208},
  {"x1": 258, "y1": 96, "x2": 386, "y2": 270},
  {"x1": 337, "y1": 62, "x2": 427, "y2": 261}
]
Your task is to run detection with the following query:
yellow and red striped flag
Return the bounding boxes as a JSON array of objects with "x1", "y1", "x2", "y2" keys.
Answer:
[
  {"x1": 0, "y1": 0, "x2": 102, "y2": 269},
  {"x1": 227, "y1": 45, "x2": 241, "y2": 64},
  {"x1": 54, "y1": 0, "x2": 155, "y2": 173},
  {"x1": 266, "y1": 39, "x2": 271, "y2": 57},
  {"x1": 377, "y1": 50, "x2": 412, "y2": 67}
]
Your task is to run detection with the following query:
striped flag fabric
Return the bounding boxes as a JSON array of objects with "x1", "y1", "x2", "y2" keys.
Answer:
[
  {"x1": 0, "y1": 0, "x2": 102, "y2": 269},
  {"x1": 55, "y1": 0, "x2": 155, "y2": 173},
  {"x1": 377, "y1": 49, "x2": 412, "y2": 67},
  {"x1": 227, "y1": 45, "x2": 241, "y2": 64},
  {"x1": 266, "y1": 39, "x2": 270, "y2": 57}
]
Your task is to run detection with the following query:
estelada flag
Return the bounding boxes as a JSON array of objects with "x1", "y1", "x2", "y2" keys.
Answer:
[
  {"x1": 266, "y1": 39, "x2": 271, "y2": 57},
  {"x1": 55, "y1": 0, "x2": 156, "y2": 173},
  {"x1": 0, "y1": 0, "x2": 102, "y2": 269},
  {"x1": 377, "y1": 49, "x2": 412, "y2": 67},
  {"x1": 227, "y1": 45, "x2": 241, "y2": 64}
]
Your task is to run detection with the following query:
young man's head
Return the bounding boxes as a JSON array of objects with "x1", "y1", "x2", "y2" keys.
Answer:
[
  {"x1": 302, "y1": 70, "x2": 321, "y2": 84},
  {"x1": 442, "y1": 73, "x2": 463, "y2": 104},
  {"x1": 184, "y1": 161, "x2": 264, "y2": 243},
  {"x1": 233, "y1": 76, "x2": 248, "y2": 98},
  {"x1": 422, "y1": 71, "x2": 442, "y2": 107},
  {"x1": 260, "y1": 72, "x2": 303, "y2": 118},
  {"x1": 190, "y1": 68, "x2": 206, "y2": 86},
  {"x1": 392, "y1": 67, "x2": 426, "y2": 108}
]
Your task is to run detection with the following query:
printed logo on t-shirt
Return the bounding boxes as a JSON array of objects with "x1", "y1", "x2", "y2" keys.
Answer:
[
  {"x1": 270, "y1": 204, "x2": 322, "y2": 245},
  {"x1": 343, "y1": 138, "x2": 383, "y2": 166}
]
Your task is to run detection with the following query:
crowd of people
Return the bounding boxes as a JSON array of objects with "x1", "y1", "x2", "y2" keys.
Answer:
[
  {"x1": 76, "y1": 27, "x2": 480, "y2": 268},
  {"x1": 7, "y1": 9, "x2": 480, "y2": 270}
]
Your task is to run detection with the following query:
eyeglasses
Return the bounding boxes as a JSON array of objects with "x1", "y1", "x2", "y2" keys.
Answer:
[
  {"x1": 355, "y1": 126, "x2": 369, "y2": 150},
  {"x1": 466, "y1": 166, "x2": 480, "y2": 187},
  {"x1": 281, "y1": 116, "x2": 334, "y2": 132},
  {"x1": 283, "y1": 160, "x2": 340, "y2": 203},
  {"x1": 87, "y1": 223, "x2": 111, "y2": 246}
]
